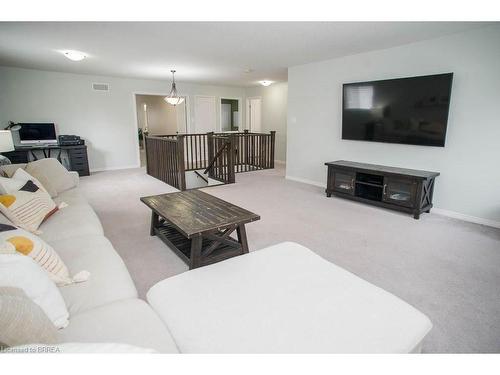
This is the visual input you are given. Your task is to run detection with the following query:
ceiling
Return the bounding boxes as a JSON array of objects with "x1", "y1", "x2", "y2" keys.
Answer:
[{"x1": 0, "y1": 22, "x2": 492, "y2": 87}]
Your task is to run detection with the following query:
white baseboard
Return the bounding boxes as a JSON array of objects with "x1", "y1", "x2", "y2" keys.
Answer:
[
  {"x1": 90, "y1": 164, "x2": 141, "y2": 173},
  {"x1": 432, "y1": 208, "x2": 500, "y2": 229},
  {"x1": 285, "y1": 175, "x2": 500, "y2": 229},
  {"x1": 285, "y1": 175, "x2": 326, "y2": 188},
  {"x1": 274, "y1": 160, "x2": 286, "y2": 165}
]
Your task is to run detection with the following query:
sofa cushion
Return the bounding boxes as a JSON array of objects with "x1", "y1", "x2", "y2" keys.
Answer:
[
  {"x1": 53, "y1": 188, "x2": 88, "y2": 207},
  {"x1": 38, "y1": 200, "x2": 103, "y2": 243},
  {"x1": 49, "y1": 235, "x2": 137, "y2": 316},
  {"x1": 147, "y1": 242, "x2": 432, "y2": 353},
  {"x1": 58, "y1": 299, "x2": 179, "y2": 353}
]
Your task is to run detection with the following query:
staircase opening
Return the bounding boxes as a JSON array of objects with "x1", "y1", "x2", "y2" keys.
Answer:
[{"x1": 144, "y1": 130, "x2": 276, "y2": 190}]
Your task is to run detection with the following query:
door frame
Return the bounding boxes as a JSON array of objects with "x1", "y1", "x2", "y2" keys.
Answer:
[
  {"x1": 219, "y1": 97, "x2": 243, "y2": 133},
  {"x1": 132, "y1": 92, "x2": 191, "y2": 168},
  {"x1": 246, "y1": 96, "x2": 262, "y2": 132},
  {"x1": 193, "y1": 95, "x2": 217, "y2": 134}
]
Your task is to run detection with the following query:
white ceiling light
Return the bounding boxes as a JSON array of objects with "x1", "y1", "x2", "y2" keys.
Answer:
[
  {"x1": 259, "y1": 80, "x2": 273, "y2": 87},
  {"x1": 62, "y1": 50, "x2": 87, "y2": 61},
  {"x1": 164, "y1": 70, "x2": 184, "y2": 106}
]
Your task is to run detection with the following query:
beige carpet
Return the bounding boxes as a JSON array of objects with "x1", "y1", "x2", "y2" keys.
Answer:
[{"x1": 79, "y1": 165, "x2": 500, "y2": 353}]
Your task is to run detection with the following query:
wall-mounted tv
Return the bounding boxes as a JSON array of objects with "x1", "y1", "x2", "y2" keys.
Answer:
[{"x1": 342, "y1": 73, "x2": 453, "y2": 147}]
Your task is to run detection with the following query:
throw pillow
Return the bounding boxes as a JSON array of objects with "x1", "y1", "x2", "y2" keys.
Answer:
[
  {"x1": 0, "y1": 223, "x2": 90, "y2": 286},
  {"x1": 25, "y1": 158, "x2": 77, "y2": 196},
  {"x1": 0, "y1": 175, "x2": 25, "y2": 195},
  {"x1": 0, "y1": 286, "x2": 58, "y2": 349},
  {"x1": 0, "y1": 254, "x2": 69, "y2": 329},
  {"x1": 13, "y1": 167, "x2": 57, "y2": 198},
  {"x1": 0, "y1": 169, "x2": 58, "y2": 233}
]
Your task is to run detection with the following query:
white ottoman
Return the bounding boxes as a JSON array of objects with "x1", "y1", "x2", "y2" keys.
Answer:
[{"x1": 147, "y1": 242, "x2": 432, "y2": 353}]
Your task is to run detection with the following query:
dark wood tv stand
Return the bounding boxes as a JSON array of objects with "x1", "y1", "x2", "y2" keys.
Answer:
[{"x1": 325, "y1": 160, "x2": 439, "y2": 219}]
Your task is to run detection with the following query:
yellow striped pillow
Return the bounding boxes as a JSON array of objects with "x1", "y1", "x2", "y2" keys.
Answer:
[{"x1": 0, "y1": 224, "x2": 89, "y2": 286}]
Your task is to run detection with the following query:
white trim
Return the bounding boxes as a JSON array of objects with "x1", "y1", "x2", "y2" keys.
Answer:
[
  {"x1": 274, "y1": 160, "x2": 286, "y2": 165},
  {"x1": 131, "y1": 93, "x2": 143, "y2": 168},
  {"x1": 219, "y1": 97, "x2": 243, "y2": 132},
  {"x1": 432, "y1": 208, "x2": 500, "y2": 229},
  {"x1": 285, "y1": 175, "x2": 500, "y2": 229},
  {"x1": 90, "y1": 164, "x2": 141, "y2": 173}
]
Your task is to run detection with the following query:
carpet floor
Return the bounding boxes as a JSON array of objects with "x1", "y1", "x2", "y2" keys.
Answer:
[{"x1": 79, "y1": 165, "x2": 500, "y2": 353}]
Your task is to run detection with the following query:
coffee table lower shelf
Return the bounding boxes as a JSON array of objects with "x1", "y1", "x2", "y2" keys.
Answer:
[{"x1": 154, "y1": 221, "x2": 246, "y2": 269}]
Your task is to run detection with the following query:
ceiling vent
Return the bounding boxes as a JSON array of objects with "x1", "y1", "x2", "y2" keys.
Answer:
[{"x1": 92, "y1": 83, "x2": 109, "y2": 92}]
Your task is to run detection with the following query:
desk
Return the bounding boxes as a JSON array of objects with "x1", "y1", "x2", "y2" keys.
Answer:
[{"x1": 2, "y1": 145, "x2": 90, "y2": 176}]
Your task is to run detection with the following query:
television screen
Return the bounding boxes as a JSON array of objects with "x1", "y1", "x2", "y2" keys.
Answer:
[
  {"x1": 342, "y1": 73, "x2": 453, "y2": 147},
  {"x1": 18, "y1": 123, "x2": 57, "y2": 143}
]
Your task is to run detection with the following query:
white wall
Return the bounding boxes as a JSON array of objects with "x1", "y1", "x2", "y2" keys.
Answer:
[
  {"x1": 245, "y1": 82, "x2": 288, "y2": 162},
  {"x1": 0, "y1": 66, "x2": 246, "y2": 171},
  {"x1": 287, "y1": 25, "x2": 500, "y2": 223}
]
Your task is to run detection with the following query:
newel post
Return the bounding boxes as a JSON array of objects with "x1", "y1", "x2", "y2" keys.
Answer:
[
  {"x1": 177, "y1": 134, "x2": 186, "y2": 190},
  {"x1": 270, "y1": 131, "x2": 276, "y2": 169},
  {"x1": 228, "y1": 134, "x2": 236, "y2": 184},
  {"x1": 207, "y1": 132, "x2": 214, "y2": 178},
  {"x1": 244, "y1": 129, "x2": 250, "y2": 166},
  {"x1": 144, "y1": 135, "x2": 151, "y2": 175}
]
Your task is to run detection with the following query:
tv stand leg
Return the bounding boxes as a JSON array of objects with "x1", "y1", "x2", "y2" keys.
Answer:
[{"x1": 326, "y1": 192, "x2": 332, "y2": 197}]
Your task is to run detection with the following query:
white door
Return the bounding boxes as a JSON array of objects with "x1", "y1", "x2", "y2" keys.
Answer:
[
  {"x1": 248, "y1": 97, "x2": 262, "y2": 132},
  {"x1": 194, "y1": 96, "x2": 216, "y2": 133}
]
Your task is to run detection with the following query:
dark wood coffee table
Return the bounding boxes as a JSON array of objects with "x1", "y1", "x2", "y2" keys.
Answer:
[{"x1": 141, "y1": 190, "x2": 260, "y2": 269}]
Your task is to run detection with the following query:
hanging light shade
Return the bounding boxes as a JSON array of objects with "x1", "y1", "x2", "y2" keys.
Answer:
[{"x1": 164, "y1": 70, "x2": 184, "y2": 106}]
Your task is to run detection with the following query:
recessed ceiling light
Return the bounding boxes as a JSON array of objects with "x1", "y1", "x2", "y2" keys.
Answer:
[
  {"x1": 259, "y1": 80, "x2": 273, "y2": 87},
  {"x1": 62, "y1": 50, "x2": 87, "y2": 61}
]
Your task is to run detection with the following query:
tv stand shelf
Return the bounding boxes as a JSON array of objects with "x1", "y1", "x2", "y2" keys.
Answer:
[{"x1": 325, "y1": 160, "x2": 439, "y2": 219}]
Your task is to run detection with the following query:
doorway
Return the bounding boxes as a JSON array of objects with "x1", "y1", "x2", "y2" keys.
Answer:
[
  {"x1": 135, "y1": 94, "x2": 188, "y2": 167},
  {"x1": 219, "y1": 98, "x2": 242, "y2": 132},
  {"x1": 246, "y1": 97, "x2": 262, "y2": 132}
]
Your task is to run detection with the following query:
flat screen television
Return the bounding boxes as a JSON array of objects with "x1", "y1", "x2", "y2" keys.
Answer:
[
  {"x1": 18, "y1": 123, "x2": 58, "y2": 145},
  {"x1": 342, "y1": 73, "x2": 453, "y2": 147}
]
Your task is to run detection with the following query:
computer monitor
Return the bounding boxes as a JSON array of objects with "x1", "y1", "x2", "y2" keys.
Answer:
[{"x1": 18, "y1": 123, "x2": 58, "y2": 145}]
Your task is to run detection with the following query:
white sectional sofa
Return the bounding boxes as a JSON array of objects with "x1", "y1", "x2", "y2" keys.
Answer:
[
  {"x1": 1, "y1": 165, "x2": 432, "y2": 353},
  {"x1": 0, "y1": 169, "x2": 179, "y2": 353}
]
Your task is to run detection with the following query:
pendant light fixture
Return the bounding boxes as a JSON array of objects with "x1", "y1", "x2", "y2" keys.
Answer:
[{"x1": 164, "y1": 70, "x2": 184, "y2": 106}]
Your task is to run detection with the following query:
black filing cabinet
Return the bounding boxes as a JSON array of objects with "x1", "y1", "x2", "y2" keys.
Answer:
[{"x1": 65, "y1": 145, "x2": 90, "y2": 176}]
